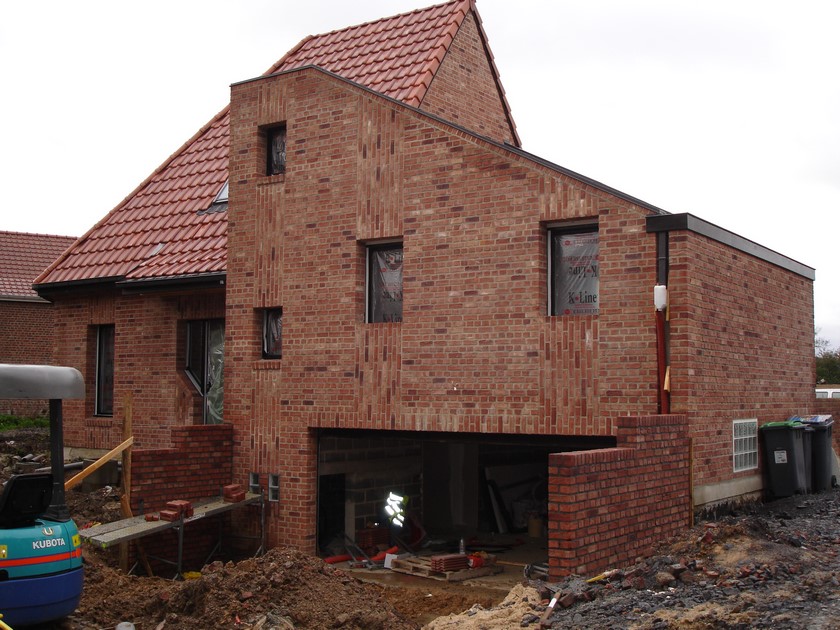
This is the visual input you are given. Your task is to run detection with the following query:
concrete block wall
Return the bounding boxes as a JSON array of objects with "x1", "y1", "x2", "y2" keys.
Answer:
[{"x1": 547, "y1": 414, "x2": 691, "y2": 578}]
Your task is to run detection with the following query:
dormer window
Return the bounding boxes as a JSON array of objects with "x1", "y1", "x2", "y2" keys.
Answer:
[
  {"x1": 266, "y1": 125, "x2": 287, "y2": 175},
  {"x1": 201, "y1": 180, "x2": 229, "y2": 215}
]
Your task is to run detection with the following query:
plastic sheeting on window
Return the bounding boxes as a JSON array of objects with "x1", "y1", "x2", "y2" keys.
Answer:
[
  {"x1": 553, "y1": 231, "x2": 599, "y2": 315},
  {"x1": 263, "y1": 309, "x2": 282, "y2": 358},
  {"x1": 370, "y1": 248, "x2": 403, "y2": 322},
  {"x1": 204, "y1": 321, "x2": 225, "y2": 425}
]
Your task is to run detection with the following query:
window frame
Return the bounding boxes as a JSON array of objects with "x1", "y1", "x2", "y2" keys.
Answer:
[
  {"x1": 366, "y1": 242, "x2": 404, "y2": 323},
  {"x1": 262, "y1": 308, "x2": 283, "y2": 359},
  {"x1": 185, "y1": 319, "x2": 225, "y2": 424},
  {"x1": 266, "y1": 124, "x2": 287, "y2": 176},
  {"x1": 548, "y1": 224, "x2": 600, "y2": 316},
  {"x1": 94, "y1": 324, "x2": 115, "y2": 417},
  {"x1": 733, "y1": 418, "x2": 759, "y2": 473}
]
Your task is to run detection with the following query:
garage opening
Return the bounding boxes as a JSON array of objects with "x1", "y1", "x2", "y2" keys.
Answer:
[{"x1": 316, "y1": 429, "x2": 614, "y2": 561}]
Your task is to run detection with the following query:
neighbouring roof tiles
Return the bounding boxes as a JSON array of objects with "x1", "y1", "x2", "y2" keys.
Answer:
[{"x1": 0, "y1": 231, "x2": 77, "y2": 298}]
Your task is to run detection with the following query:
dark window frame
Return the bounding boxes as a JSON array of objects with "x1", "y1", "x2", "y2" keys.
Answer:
[
  {"x1": 262, "y1": 308, "x2": 283, "y2": 359},
  {"x1": 185, "y1": 319, "x2": 225, "y2": 424},
  {"x1": 548, "y1": 225, "x2": 600, "y2": 316},
  {"x1": 366, "y1": 243, "x2": 403, "y2": 323},
  {"x1": 94, "y1": 324, "x2": 115, "y2": 416},
  {"x1": 266, "y1": 124, "x2": 287, "y2": 176}
]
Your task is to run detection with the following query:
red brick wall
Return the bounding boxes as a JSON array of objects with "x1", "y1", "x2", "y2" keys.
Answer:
[
  {"x1": 48, "y1": 290, "x2": 224, "y2": 451},
  {"x1": 127, "y1": 424, "x2": 240, "y2": 573},
  {"x1": 421, "y1": 11, "x2": 516, "y2": 145},
  {"x1": 130, "y1": 424, "x2": 234, "y2": 510},
  {"x1": 668, "y1": 232, "x2": 814, "y2": 488},
  {"x1": 548, "y1": 415, "x2": 691, "y2": 578},
  {"x1": 226, "y1": 68, "x2": 661, "y2": 552},
  {"x1": 0, "y1": 300, "x2": 58, "y2": 417}
]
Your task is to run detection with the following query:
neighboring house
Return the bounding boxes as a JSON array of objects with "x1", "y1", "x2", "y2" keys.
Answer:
[
  {"x1": 34, "y1": 0, "x2": 818, "y2": 577},
  {"x1": 0, "y1": 231, "x2": 76, "y2": 417}
]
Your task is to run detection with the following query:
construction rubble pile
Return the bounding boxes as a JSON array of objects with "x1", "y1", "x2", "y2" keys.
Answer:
[{"x1": 2, "y1": 428, "x2": 840, "y2": 629}]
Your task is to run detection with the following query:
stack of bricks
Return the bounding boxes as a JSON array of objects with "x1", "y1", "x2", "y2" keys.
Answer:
[
  {"x1": 159, "y1": 499, "x2": 194, "y2": 522},
  {"x1": 223, "y1": 484, "x2": 246, "y2": 503}
]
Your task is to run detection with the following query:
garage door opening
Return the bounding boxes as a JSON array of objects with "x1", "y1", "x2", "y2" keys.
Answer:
[{"x1": 315, "y1": 429, "x2": 613, "y2": 561}]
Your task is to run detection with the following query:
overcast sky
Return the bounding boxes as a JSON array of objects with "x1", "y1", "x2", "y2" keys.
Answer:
[{"x1": 2, "y1": 1, "x2": 838, "y2": 345}]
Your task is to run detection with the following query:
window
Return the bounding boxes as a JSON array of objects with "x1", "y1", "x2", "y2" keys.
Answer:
[
  {"x1": 733, "y1": 419, "x2": 759, "y2": 472},
  {"x1": 249, "y1": 472, "x2": 261, "y2": 495},
  {"x1": 268, "y1": 473, "x2": 280, "y2": 502},
  {"x1": 549, "y1": 227, "x2": 599, "y2": 316},
  {"x1": 95, "y1": 325, "x2": 115, "y2": 416},
  {"x1": 201, "y1": 180, "x2": 228, "y2": 215},
  {"x1": 266, "y1": 125, "x2": 287, "y2": 175},
  {"x1": 367, "y1": 244, "x2": 403, "y2": 323},
  {"x1": 185, "y1": 319, "x2": 225, "y2": 424},
  {"x1": 262, "y1": 308, "x2": 283, "y2": 359}
]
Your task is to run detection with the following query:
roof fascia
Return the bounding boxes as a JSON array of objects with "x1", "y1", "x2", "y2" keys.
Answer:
[
  {"x1": 646, "y1": 213, "x2": 814, "y2": 280},
  {"x1": 0, "y1": 294, "x2": 50, "y2": 304},
  {"x1": 115, "y1": 273, "x2": 226, "y2": 294}
]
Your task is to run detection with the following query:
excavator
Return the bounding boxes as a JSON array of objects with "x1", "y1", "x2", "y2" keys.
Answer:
[{"x1": 0, "y1": 364, "x2": 85, "y2": 627}]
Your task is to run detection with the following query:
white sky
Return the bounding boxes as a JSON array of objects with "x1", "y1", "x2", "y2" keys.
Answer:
[{"x1": 2, "y1": 1, "x2": 838, "y2": 345}]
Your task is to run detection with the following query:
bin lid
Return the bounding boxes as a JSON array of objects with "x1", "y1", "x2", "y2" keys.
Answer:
[
  {"x1": 762, "y1": 420, "x2": 804, "y2": 429},
  {"x1": 788, "y1": 414, "x2": 833, "y2": 425}
]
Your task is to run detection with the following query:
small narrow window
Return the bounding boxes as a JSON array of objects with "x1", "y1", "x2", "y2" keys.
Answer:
[
  {"x1": 95, "y1": 325, "x2": 115, "y2": 416},
  {"x1": 266, "y1": 125, "x2": 287, "y2": 175},
  {"x1": 733, "y1": 419, "x2": 759, "y2": 472},
  {"x1": 268, "y1": 473, "x2": 280, "y2": 502},
  {"x1": 249, "y1": 472, "x2": 261, "y2": 495},
  {"x1": 549, "y1": 227, "x2": 599, "y2": 316},
  {"x1": 262, "y1": 308, "x2": 283, "y2": 359},
  {"x1": 367, "y1": 244, "x2": 403, "y2": 323}
]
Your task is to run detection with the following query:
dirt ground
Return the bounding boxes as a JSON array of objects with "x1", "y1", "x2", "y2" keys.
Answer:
[{"x1": 3, "y1": 428, "x2": 840, "y2": 629}]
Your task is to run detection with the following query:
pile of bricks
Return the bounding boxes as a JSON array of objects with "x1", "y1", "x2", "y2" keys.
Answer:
[
  {"x1": 223, "y1": 484, "x2": 246, "y2": 503},
  {"x1": 159, "y1": 499, "x2": 194, "y2": 522}
]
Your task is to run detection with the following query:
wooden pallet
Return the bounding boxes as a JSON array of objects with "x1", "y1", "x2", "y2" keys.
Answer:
[{"x1": 389, "y1": 556, "x2": 502, "y2": 582}]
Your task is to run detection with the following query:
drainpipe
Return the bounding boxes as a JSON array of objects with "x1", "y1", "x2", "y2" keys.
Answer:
[{"x1": 655, "y1": 231, "x2": 670, "y2": 415}]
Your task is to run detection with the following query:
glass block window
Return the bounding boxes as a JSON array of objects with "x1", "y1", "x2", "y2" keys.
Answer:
[
  {"x1": 268, "y1": 473, "x2": 280, "y2": 502},
  {"x1": 733, "y1": 419, "x2": 759, "y2": 472}
]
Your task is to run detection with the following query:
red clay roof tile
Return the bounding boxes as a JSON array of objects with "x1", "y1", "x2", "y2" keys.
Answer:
[{"x1": 36, "y1": 0, "x2": 489, "y2": 287}]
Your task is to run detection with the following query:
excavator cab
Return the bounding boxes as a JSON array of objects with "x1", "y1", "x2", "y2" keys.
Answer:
[{"x1": 0, "y1": 364, "x2": 85, "y2": 627}]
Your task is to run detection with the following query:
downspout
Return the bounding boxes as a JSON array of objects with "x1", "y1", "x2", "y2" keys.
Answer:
[{"x1": 655, "y1": 232, "x2": 670, "y2": 415}]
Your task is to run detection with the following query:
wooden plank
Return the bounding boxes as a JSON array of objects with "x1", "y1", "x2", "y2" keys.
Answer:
[
  {"x1": 78, "y1": 494, "x2": 262, "y2": 549},
  {"x1": 64, "y1": 437, "x2": 134, "y2": 491}
]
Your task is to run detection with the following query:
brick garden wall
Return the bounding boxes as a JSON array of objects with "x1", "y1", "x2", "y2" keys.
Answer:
[
  {"x1": 547, "y1": 415, "x2": 691, "y2": 578},
  {"x1": 126, "y1": 423, "x2": 247, "y2": 573},
  {"x1": 0, "y1": 300, "x2": 58, "y2": 417}
]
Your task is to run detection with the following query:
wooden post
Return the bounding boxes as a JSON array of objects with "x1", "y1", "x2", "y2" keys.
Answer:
[{"x1": 120, "y1": 393, "x2": 133, "y2": 571}]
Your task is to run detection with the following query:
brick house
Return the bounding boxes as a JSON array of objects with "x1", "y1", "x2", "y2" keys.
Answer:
[
  {"x1": 35, "y1": 0, "x2": 817, "y2": 577},
  {"x1": 0, "y1": 231, "x2": 76, "y2": 417}
]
